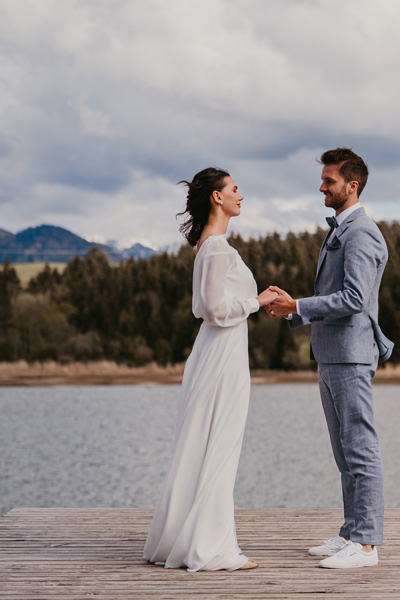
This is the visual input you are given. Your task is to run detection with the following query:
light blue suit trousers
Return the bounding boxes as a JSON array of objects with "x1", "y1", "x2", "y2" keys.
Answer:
[{"x1": 318, "y1": 356, "x2": 384, "y2": 545}]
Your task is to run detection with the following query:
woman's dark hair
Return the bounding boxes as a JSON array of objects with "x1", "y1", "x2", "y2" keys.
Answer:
[{"x1": 176, "y1": 167, "x2": 230, "y2": 247}]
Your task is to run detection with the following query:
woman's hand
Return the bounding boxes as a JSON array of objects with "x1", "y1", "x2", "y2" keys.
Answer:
[
  {"x1": 257, "y1": 288, "x2": 279, "y2": 307},
  {"x1": 266, "y1": 286, "x2": 297, "y2": 317}
]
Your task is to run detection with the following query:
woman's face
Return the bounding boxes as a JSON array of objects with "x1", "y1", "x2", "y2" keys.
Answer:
[{"x1": 219, "y1": 177, "x2": 243, "y2": 217}]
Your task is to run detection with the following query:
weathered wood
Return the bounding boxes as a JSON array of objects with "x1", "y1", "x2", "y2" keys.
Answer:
[{"x1": 1, "y1": 508, "x2": 400, "y2": 599}]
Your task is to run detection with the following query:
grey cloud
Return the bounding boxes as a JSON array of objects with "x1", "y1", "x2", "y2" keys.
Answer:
[{"x1": 0, "y1": 0, "x2": 399, "y2": 244}]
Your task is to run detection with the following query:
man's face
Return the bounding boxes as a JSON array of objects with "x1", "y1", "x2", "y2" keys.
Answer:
[{"x1": 319, "y1": 164, "x2": 350, "y2": 212}]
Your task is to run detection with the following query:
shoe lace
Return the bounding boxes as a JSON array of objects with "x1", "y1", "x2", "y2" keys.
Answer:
[
  {"x1": 334, "y1": 541, "x2": 356, "y2": 558},
  {"x1": 324, "y1": 536, "x2": 344, "y2": 547}
]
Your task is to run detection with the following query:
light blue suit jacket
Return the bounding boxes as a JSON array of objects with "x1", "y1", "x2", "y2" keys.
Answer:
[{"x1": 291, "y1": 207, "x2": 393, "y2": 364}]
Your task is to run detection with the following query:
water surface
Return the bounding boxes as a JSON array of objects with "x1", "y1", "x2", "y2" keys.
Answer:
[{"x1": 1, "y1": 385, "x2": 399, "y2": 516}]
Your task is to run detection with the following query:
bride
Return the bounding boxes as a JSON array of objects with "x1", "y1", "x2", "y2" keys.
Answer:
[{"x1": 143, "y1": 168, "x2": 276, "y2": 571}]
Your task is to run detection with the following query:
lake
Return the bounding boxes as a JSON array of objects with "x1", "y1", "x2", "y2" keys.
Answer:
[{"x1": 1, "y1": 384, "x2": 399, "y2": 516}]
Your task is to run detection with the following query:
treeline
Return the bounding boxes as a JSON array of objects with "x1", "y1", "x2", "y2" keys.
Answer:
[{"x1": 1, "y1": 223, "x2": 399, "y2": 370}]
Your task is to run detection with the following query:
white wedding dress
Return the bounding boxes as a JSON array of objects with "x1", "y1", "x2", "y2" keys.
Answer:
[{"x1": 143, "y1": 235, "x2": 260, "y2": 571}]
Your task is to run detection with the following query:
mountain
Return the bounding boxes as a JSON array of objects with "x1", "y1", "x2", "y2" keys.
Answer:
[
  {"x1": 0, "y1": 225, "x2": 122, "y2": 263},
  {"x1": 121, "y1": 243, "x2": 159, "y2": 260},
  {"x1": 0, "y1": 228, "x2": 15, "y2": 243},
  {"x1": 159, "y1": 241, "x2": 183, "y2": 255}
]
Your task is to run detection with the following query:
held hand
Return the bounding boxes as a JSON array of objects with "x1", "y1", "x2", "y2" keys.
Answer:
[
  {"x1": 266, "y1": 286, "x2": 297, "y2": 318},
  {"x1": 257, "y1": 288, "x2": 279, "y2": 307}
]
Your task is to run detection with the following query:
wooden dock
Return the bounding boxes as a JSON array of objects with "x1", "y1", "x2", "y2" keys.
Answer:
[{"x1": 1, "y1": 508, "x2": 400, "y2": 599}]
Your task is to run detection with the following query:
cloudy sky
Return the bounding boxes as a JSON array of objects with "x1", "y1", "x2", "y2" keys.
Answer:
[{"x1": 1, "y1": 0, "x2": 399, "y2": 249}]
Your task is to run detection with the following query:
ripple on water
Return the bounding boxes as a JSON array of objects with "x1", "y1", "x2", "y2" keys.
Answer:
[{"x1": 0, "y1": 384, "x2": 399, "y2": 515}]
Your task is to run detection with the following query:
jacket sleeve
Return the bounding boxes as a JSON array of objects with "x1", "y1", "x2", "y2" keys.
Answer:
[
  {"x1": 199, "y1": 246, "x2": 259, "y2": 327},
  {"x1": 297, "y1": 227, "x2": 386, "y2": 319},
  {"x1": 288, "y1": 314, "x2": 307, "y2": 329}
]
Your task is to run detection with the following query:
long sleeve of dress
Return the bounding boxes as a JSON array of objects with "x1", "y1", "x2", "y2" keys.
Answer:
[{"x1": 193, "y1": 238, "x2": 259, "y2": 328}]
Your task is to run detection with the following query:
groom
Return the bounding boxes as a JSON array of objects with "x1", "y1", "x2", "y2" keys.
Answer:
[{"x1": 267, "y1": 147, "x2": 393, "y2": 569}]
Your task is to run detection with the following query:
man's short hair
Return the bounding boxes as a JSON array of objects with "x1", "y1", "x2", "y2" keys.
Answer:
[{"x1": 319, "y1": 147, "x2": 369, "y2": 196}]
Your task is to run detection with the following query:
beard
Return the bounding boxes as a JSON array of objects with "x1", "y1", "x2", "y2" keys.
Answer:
[{"x1": 324, "y1": 185, "x2": 349, "y2": 211}]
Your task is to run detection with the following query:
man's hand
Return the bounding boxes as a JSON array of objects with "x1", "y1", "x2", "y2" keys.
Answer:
[{"x1": 266, "y1": 286, "x2": 297, "y2": 318}]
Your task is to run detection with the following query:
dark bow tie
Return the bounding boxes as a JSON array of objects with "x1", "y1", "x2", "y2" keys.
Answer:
[{"x1": 326, "y1": 216, "x2": 339, "y2": 229}]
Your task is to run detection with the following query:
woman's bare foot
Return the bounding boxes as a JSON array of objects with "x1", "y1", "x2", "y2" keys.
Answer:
[{"x1": 238, "y1": 559, "x2": 258, "y2": 570}]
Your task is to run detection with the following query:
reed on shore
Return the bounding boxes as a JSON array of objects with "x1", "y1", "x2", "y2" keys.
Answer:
[{"x1": 1, "y1": 360, "x2": 400, "y2": 386}]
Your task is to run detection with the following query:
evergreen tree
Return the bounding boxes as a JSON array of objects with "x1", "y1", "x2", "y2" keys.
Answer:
[
  {"x1": 0, "y1": 259, "x2": 21, "y2": 360},
  {"x1": 7, "y1": 222, "x2": 398, "y2": 368}
]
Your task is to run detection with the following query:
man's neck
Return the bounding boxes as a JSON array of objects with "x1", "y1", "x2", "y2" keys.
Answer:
[
  {"x1": 335, "y1": 202, "x2": 361, "y2": 225},
  {"x1": 335, "y1": 195, "x2": 359, "y2": 216}
]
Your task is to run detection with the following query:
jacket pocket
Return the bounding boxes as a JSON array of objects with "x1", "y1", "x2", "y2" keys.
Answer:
[{"x1": 324, "y1": 315, "x2": 354, "y2": 326}]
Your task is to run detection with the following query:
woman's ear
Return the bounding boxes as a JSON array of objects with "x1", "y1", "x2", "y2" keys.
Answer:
[{"x1": 211, "y1": 190, "x2": 223, "y2": 206}]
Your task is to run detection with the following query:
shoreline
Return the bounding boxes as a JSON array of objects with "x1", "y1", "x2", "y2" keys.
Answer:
[{"x1": 1, "y1": 360, "x2": 400, "y2": 386}]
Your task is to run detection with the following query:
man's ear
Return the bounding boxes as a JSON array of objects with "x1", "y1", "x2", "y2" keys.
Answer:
[{"x1": 348, "y1": 180, "x2": 359, "y2": 194}]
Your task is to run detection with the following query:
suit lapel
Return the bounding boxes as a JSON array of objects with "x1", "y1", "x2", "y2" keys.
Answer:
[
  {"x1": 316, "y1": 243, "x2": 328, "y2": 276},
  {"x1": 315, "y1": 207, "x2": 366, "y2": 281}
]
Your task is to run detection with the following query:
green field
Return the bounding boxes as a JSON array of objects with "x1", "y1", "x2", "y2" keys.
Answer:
[{"x1": 5, "y1": 262, "x2": 67, "y2": 288}]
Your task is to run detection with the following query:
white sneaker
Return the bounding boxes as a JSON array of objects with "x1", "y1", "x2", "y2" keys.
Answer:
[
  {"x1": 319, "y1": 541, "x2": 378, "y2": 569},
  {"x1": 309, "y1": 536, "x2": 347, "y2": 556}
]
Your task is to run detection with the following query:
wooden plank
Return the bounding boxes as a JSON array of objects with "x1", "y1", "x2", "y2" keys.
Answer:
[{"x1": 0, "y1": 508, "x2": 400, "y2": 599}]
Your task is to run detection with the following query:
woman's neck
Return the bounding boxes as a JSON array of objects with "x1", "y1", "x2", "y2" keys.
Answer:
[
  {"x1": 204, "y1": 212, "x2": 229, "y2": 236},
  {"x1": 198, "y1": 215, "x2": 230, "y2": 249}
]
